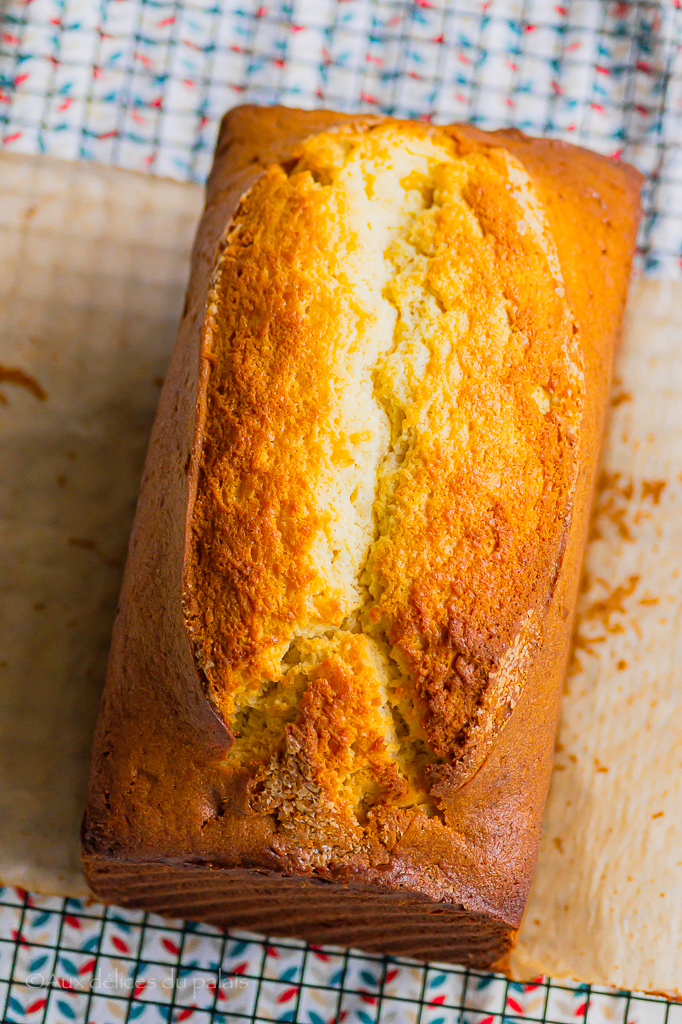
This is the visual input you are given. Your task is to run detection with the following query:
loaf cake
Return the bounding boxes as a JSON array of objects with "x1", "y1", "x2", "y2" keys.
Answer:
[{"x1": 82, "y1": 105, "x2": 642, "y2": 967}]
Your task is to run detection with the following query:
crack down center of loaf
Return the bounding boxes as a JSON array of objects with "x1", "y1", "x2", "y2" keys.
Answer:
[{"x1": 183, "y1": 121, "x2": 583, "y2": 845}]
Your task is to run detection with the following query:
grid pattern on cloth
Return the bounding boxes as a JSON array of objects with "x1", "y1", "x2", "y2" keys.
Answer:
[
  {"x1": 1, "y1": 887, "x2": 681, "y2": 1024},
  {"x1": 0, "y1": 0, "x2": 681, "y2": 275}
]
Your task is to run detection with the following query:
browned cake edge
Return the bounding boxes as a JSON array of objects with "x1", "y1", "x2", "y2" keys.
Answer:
[
  {"x1": 86, "y1": 860, "x2": 514, "y2": 969},
  {"x1": 81, "y1": 105, "x2": 642, "y2": 967}
]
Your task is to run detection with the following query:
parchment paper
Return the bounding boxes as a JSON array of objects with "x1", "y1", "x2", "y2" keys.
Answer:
[
  {"x1": 510, "y1": 279, "x2": 682, "y2": 995},
  {"x1": 1, "y1": 152, "x2": 680, "y2": 993},
  {"x1": 0, "y1": 152, "x2": 202, "y2": 896}
]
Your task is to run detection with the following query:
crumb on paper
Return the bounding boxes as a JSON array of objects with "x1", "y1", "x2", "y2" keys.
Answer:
[
  {"x1": 589, "y1": 471, "x2": 638, "y2": 542},
  {"x1": 67, "y1": 537, "x2": 123, "y2": 569},
  {"x1": 0, "y1": 364, "x2": 47, "y2": 401},
  {"x1": 583, "y1": 575, "x2": 640, "y2": 630},
  {"x1": 611, "y1": 391, "x2": 632, "y2": 407},
  {"x1": 641, "y1": 480, "x2": 666, "y2": 504}
]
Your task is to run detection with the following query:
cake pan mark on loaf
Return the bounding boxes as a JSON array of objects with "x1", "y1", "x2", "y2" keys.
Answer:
[
  {"x1": 83, "y1": 105, "x2": 642, "y2": 967},
  {"x1": 184, "y1": 120, "x2": 583, "y2": 854}
]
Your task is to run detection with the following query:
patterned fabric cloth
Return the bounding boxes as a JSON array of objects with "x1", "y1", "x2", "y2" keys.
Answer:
[
  {"x1": 1, "y1": 2, "x2": 681, "y2": 1022},
  {"x1": 0, "y1": 0, "x2": 681, "y2": 275},
  {"x1": 0, "y1": 887, "x2": 679, "y2": 1024}
]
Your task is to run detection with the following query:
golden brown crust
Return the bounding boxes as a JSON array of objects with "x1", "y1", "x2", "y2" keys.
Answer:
[
  {"x1": 82, "y1": 105, "x2": 642, "y2": 965},
  {"x1": 183, "y1": 116, "x2": 590, "y2": 862}
]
